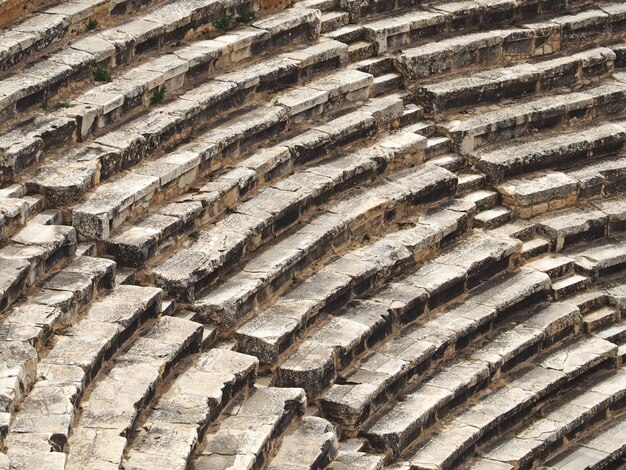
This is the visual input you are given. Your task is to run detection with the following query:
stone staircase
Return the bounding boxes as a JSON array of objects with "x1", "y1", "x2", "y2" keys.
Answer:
[{"x1": 1, "y1": 0, "x2": 626, "y2": 469}]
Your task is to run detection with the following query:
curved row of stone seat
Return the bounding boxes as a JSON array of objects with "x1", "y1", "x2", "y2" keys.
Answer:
[
  {"x1": 397, "y1": 3, "x2": 626, "y2": 81},
  {"x1": 0, "y1": 0, "x2": 282, "y2": 125},
  {"x1": 0, "y1": 254, "x2": 115, "y2": 443},
  {"x1": 541, "y1": 411, "x2": 626, "y2": 470},
  {"x1": 442, "y1": 78, "x2": 626, "y2": 156},
  {"x1": 61, "y1": 316, "x2": 202, "y2": 469},
  {"x1": 474, "y1": 121, "x2": 626, "y2": 184},
  {"x1": 3, "y1": 284, "x2": 161, "y2": 464},
  {"x1": 403, "y1": 335, "x2": 618, "y2": 470},
  {"x1": 0, "y1": 7, "x2": 324, "y2": 182},
  {"x1": 150, "y1": 129, "x2": 432, "y2": 301},
  {"x1": 190, "y1": 162, "x2": 456, "y2": 332},
  {"x1": 122, "y1": 348, "x2": 258, "y2": 469},
  {"x1": 496, "y1": 155, "x2": 626, "y2": 219},
  {"x1": 71, "y1": 68, "x2": 379, "y2": 241},
  {"x1": 274, "y1": 231, "x2": 521, "y2": 397},
  {"x1": 102, "y1": 96, "x2": 410, "y2": 267},
  {"x1": 234, "y1": 197, "x2": 476, "y2": 368},
  {"x1": 362, "y1": 300, "x2": 582, "y2": 458},
  {"x1": 329, "y1": 0, "x2": 602, "y2": 56},
  {"x1": 476, "y1": 366, "x2": 626, "y2": 469},
  {"x1": 193, "y1": 385, "x2": 307, "y2": 469},
  {"x1": 415, "y1": 46, "x2": 616, "y2": 117},
  {"x1": 319, "y1": 267, "x2": 551, "y2": 429},
  {"x1": 0, "y1": 219, "x2": 76, "y2": 315},
  {"x1": 0, "y1": 0, "x2": 172, "y2": 72}
]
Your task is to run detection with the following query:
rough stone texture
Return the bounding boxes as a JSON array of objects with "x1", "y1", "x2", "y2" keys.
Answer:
[{"x1": 1, "y1": 0, "x2": 626, "y2": 468}]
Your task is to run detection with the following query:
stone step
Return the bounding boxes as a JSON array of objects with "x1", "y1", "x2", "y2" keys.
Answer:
[
  {"x1": 0, "y1": 194, "x2": 45, "y2": 241},
  {"x1": 190, "y1": 164, "x2": 457, "y2": 331},
  {"x1": 362, "y1": 301, "x2": 582, "y2": 457},
  {"x1": 372, "y1": 72, "x2": 402, "y2": 96},
  {"x1": 531, "y1": 202, "x2": 617, "y2": 252},
  {"x1": 478, "y1": 367, "x2": 626, "y2": 469},
  {"x1": 416, "y1": 47, "x2": 616, "y2": 117},
  {"x1": 551, "y1": 273, "x2": 588, "y2": 300},
  {"x1": 456, "y1": 173, "x2": 484, "y2": 194},
  {"x1": 596, "y1": 322, "x2": 626, "y2": 344},
  {"x1": 527, "y1": 254, "x2": 575, "y2": 280},
  {"x1": 62, "y1": 316, "x2": 202, "y2": 469},
  {"x1": 351, "y1": 56, "x2": 394, "y2": 76},
  {"x1": 405, "y1": 336, "x2": 618, "y2": 470},
  {"x1": 496, "y1": 155, "x2": 626, "y2": 219},
  {"x1": 194, "y1": 386, "x2": 306, "y2": 468},
  {"x1": 234, "y1": 199, "x2": 476, "y2": 366},
  {"x1": 329, "y1": 439, "x2": 383, "y2": 469},
  {"x1": 0, "y1": 221, "x2": 77, "y2": 315},
  {"x1": 521, "y1": 236, "x2": 551, "y2": 260},
  {"x1": 0, "y1": 4, "x2": 320, "y2": 128},
  {"x1": 425, "y1": 136, "x2": 450, "y2": 159},
  {"x1": 585, "y1": 306, "x2": 621, "y2": 333},
  {"x1": 429, "y1": 153, "x2": 466, "y2": 172},
  {"x1": 4, "y1": 284, "x2": 162, "y2": 453},
  {"x1": 404, "y1": 120, "x2": 435, "y2": 137},
  {"x1": 122, "y1": 348, "x2": 258, "y2": 469},
  {"x1": 542, "y1": 412, "x2": 626, "y2": 470},
  {"x1": 572, "y1": 235, "x2": 626, "y2": 280},
  {"x1": 567, "y1": 289, "x2": 609, "y2": 314},
  {"x1": 151, "y1": 133, "x2": 436, "y2": 302},
  {"x1": 475, "y1": 121, "x2": 626, "y2": 184},
  {"x1": 274, "y1": 232, "x2": 520, "y2": 396},
  {"x1": 462, "y1": 189, "x2": 499, "y2": 211},
  {"x1": 267, "y1": 416, "x2": 338, "y2": 469},
  {"x1": 474, "y1": 206, "x2": 511, "y2": 230},
  {"x1": 321, "y1": 11, "x2": 349, "y2": 33},
  {"x1": 443, "y1": 80, "x2": 626, "y2": 155},
  {"x1": 319, "y1": 268, "x2": 551, "y2": 428}
]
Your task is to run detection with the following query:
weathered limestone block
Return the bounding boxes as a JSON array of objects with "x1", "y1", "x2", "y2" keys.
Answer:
[
  {"x1": 196, "y1": 387, "x2": 306, "y2": 469},
  {"x1": 0, "y1": 258, "x2": 30, "y2": 314},
  {"x1": 475, "y1": 123, "x2": 626, "y2": 183},
  {"x1": 268, "y1": 417, "x2": 338, "y2": 469}
]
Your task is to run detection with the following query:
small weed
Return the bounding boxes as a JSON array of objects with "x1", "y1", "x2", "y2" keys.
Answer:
[
  {"x1": 86, "y1": 19, "x2": 98, "y2": 31},
  {"x1": 61, "y1": 101, "x2": 74, "y2": 108},
  {"x1": 319, "y1": 193, "x2": 330, "y2": 204},
  {"x1": 291, "y1": 274, "x2": 300, "y2": 285},
  {"x1": 149, "y1": 84, "x2": 167, "y2": 105},
  {"x1": 40, "y1": 101, "x2": 48, "y2": 110},
  {"x1": 213, "y1": 9, "x2": 233, "y2": 32},
  {"x1": 236, "y1": 8, "x2": 255, "y2": 23},
  {"x1": 189, "y1": 230, "x2": 200, "y2": 241},
  {"x1": 92, "y1": 67, "x2": 111, "y2": 82}
]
